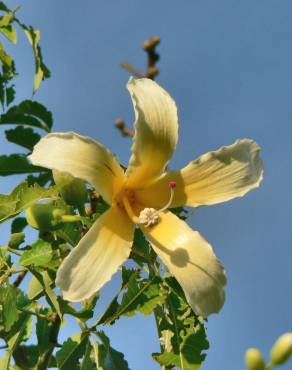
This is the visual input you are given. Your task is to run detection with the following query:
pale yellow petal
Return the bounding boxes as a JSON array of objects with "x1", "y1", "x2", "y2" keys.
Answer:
[
  {"x1": 28, "y1": 132, "x2": 125, "y2": 205},
  {"x1": 56, "y1": 206, "x2": 134, "y2": 302},
  {"x1": 136, "y1": 139, "x2": 263, "y2": 208},
  {"x1": 125, "y1": 78, "x2": 178, "y2": 188},
  {"x1": 142, "y1": 211, "x2": 226, "y2": 317}
]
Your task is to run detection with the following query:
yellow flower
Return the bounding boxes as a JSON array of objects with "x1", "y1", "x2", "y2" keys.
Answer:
[{"x1": 29, "y1": 78, "x2": 263, "y2": 317}]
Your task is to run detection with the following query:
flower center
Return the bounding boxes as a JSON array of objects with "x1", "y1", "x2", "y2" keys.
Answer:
[{"x1": 121, "y1": 181, "x2": 176, "y2": 227}]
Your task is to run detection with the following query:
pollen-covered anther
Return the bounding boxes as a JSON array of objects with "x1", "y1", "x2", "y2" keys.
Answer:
[
  {"x1": 138, "y1": 208, "x2": 159, "y2": 227},
  {"x1": 138, "y1": 181, "x2": 177, "y2": 227}
]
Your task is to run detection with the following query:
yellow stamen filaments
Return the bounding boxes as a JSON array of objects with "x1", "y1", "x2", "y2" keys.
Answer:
[
  {"x1": 122, "y1": 181, "x2": 177, "y2": 227},
  {"x1": 122, "y1": 196, "x2": 140, "y2": 224}
]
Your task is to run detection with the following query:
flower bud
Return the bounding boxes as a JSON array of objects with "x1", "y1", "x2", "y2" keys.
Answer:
[
  {"x1": 26, "y1": 203, "x2": 65, "y2": 231},
  {"x1": 53, "y1": 170, "x2": 87, "y2": 207},
  {"x1": 270, "y1": 333, "x2": 292, "y2": 365},
  {"x1": 245, "y1": 348, "x2": 266, "y2": 370}
]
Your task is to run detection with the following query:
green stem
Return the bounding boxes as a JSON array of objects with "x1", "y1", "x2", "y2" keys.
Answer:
[
  {"x1": 78, "y1": 204, "x2": 87, "y2": 217},
  {"x1": 18, "y1": 307, "x2": 50, "y2": 321},
  {"x1": 61, "y1": 214, "x2": 83, "y2": 223},
  {"x1": 7, "y1": 247, "x2": 22, "y2": 256}
]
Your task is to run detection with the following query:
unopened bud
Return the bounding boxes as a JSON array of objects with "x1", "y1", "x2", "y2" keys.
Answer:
[
  {"x1": 53, "y1": 170, "x2": 87, "y2": 207},
  {"x1": 26, "y1": 203, "x2": 65, "y2": 231},
  {"x1": 245, "y1": 348, "x2": 266, "y2": 370},
  {"x1": 270, "y1": 333, "x2": 292, "y2": 365}
]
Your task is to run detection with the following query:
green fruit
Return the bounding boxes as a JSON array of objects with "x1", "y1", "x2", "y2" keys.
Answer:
[
  {"x1": 26, "y1": 203, "x2": 65, "y2": 231},
  {"x1": 53, "y1": 170, "x2": 88, "y2": 207}
]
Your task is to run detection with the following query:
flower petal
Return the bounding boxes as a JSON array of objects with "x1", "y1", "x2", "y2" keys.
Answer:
[
  {"x1": 125, "y1": 78, "x2": 178, "y2": 188},
  {"x1": 28, "y1": 132, "x2": 125, "y2": 204},
  {"x1": 136, "y1": 139, "x2": 263, "y2": 208},
  {"x1": 56, "y1": 206, "x2": 134, "y2": 302},
  {"x1": 142, "y1": 211, "x2": 226, "y2": 317}
]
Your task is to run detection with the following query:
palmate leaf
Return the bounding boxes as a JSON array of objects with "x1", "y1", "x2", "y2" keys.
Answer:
[
  {"x1": 56, "y1": 333, "x2": 89, "y2": 370},
  {"x1": 5, "y1": 126, "x2": 41, "y2": 150},
  {"x1": 0, "y1": 181, "x2": 59, "y2": 223},
  {"x1": 0, "y1": 100, "x2": 53, "y2": 131},
  {"x1": 92, "y1": 331, "x2": 131, "y2": 370}
]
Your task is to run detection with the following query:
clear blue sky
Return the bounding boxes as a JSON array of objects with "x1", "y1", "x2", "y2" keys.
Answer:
[{"x1": 2, "y1": 1, "x2": 292, "y2": 369}]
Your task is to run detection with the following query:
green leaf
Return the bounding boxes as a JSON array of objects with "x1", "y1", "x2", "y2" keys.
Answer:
[
  {"x1": 0, "y1": 284, "x2": 19, "y2": 331},
  {"x1": 0, "y1": 14, "x2": 13, "y2": 27},
  {"x1": 0, "y1": 100, "x2": 53, "y2": 131},
  {"x1": 2, "y1": 313, "x2": 32, "y2": 370},
  {"x1": 19, "y1": 239, "x2": 52, "y2": 266},
  {"x1": 13, "y1": 345, "x2": 39, "y2": 369},
  {"x1": 97, "y1": 269, "x2": 164, "y2": 325},
  {"x1": 0, "y1": 25, "x2": 17, "y2": 43},
  {"x1": 0, "y1": 154, "x2": 45, "y2": 176},
  {"x1": 93, "y1": 331, "x2": 131, "y2": 370},
  {"x1": 80, "y1": 341, "x2": 95, "y2": 370},
  {"x1": 0, "y1": 42, "x2": 14, "y2": 73},
  {"x1": 5, "y1": 126, "x2": 41, "y2": 150},
  {"x1": 0, "y1": 2, "x2": 9, "y2": 12},
  {"x1": 22, "y1": 26, "x2": 51, "y2": 93},
  {"x1": 56, "y1": 333, "x2": 89, "y2": 370},
  {"x1": 26, "y1": 171, "x2": 52, "y2": 186},
  {"x1": 11, "y1": 217, "x2": 27, "y2": 233},
  {"x1": 6, "y1": 84, "x2": 15, "y2": 106},
  {"x1": 152, "y1": 277, "x2": 209, "y2": 370},
  {"x1": 0, "y1": 181, "x2": 59, "y2": 223},
  {"x1": 131, "y1": 228, "x2": 155, "y2": 265},
  {"x1": 36, "y1": 308, "x2": 53, "y2": 353},
  {"x1": 153, "y1": 331, "x2": 209, "y2": 370},
  {"x1": 8, "y1": 232, "x2": 24, "y2": 249},
  {"x1": 30, "y1": 270, "x2": 62, "y2": 318},
  {"x1": 27, "y1": 271, "x2": 53, "y2": 300},
  {"x1": 56, "y1": 221, "x2": 82, "y2": 246}
]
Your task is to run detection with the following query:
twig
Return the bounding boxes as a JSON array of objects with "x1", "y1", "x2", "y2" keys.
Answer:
[
  {"x1": 115, "y1": 118, "x2": 134, "y2": 137},
  {"x1": 120, "y1": 62, "x2": 145, "y2": 78},
  {"x1": 13, "y1": 270, "x2": 27, "y2": 287},
  {"x1": 143, "y1": 35, "x2": 160, "y2": 80},
  {"x1": 115, "y1": 35, "x2": 161, "y2": 138}
]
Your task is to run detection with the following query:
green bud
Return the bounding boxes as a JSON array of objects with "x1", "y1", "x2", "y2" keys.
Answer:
[
  {"x1": 245, "y1": 348, "x2": 266, "y2": 370},
  {"x1": 26, "y1": 203, "x2": 65, "y2": 231},
  {"x1": 53, "y1": 170, "x2": 87, "y2": 206},
  {"x1": 270, "y1": 333, "x2": 292, "y2": 365}
]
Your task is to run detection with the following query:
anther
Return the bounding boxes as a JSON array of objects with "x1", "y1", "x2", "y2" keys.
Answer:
[{"x1": 138, "y1": 181, "x2": 177, "y2": 227}]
